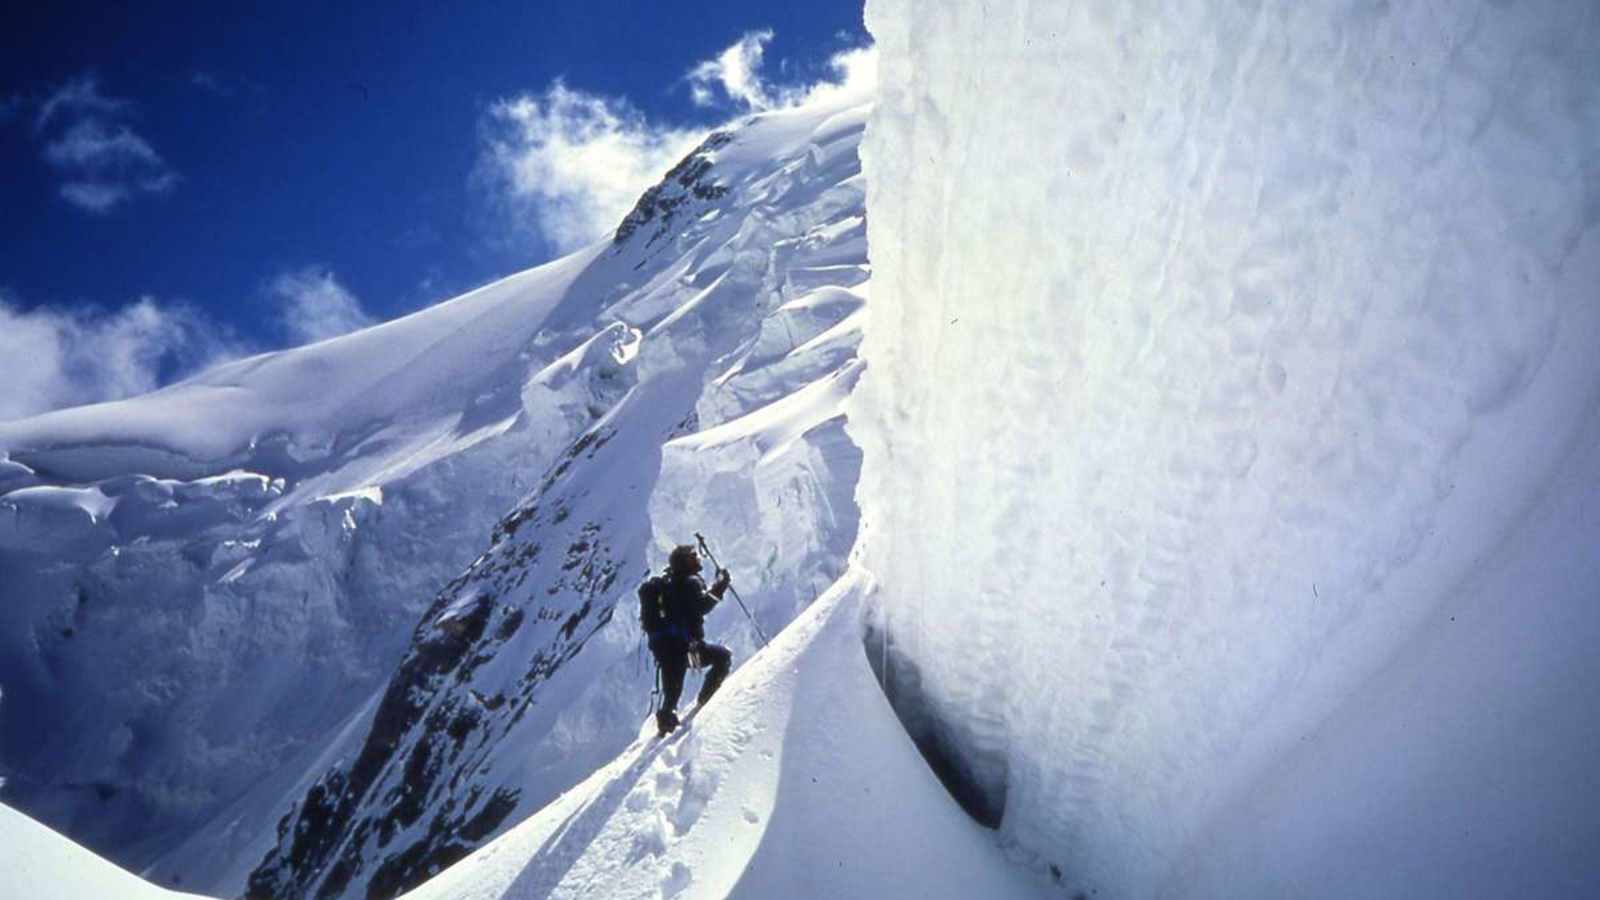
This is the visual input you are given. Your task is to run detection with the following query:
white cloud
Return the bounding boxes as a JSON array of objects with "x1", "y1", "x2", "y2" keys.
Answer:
[
  {"x1": 796, "y1": 44, "x2": 878, "y2": 108},
  {"x1": 685, "y1": 32, "x2": 877, "y2": 113},
  {"x1": 44, "y1": 119, "x2": 164, "y2": 169},
  {"x1": 190, "y1": 71, "x2": 232, "y2": 97},
  {"x1": 479, "y1": 82, "x2": 704, "y2": 254},
  {"x1": 689, "y1": 30, "x2": 779, "y2": 110},
  {"x1": 0, "y1": 268, "x2": 379, "y2": 423},
  {"x1": 270, "y1": 268, "x2": 375, "y2": 345},
  {"x1": 58, "y1": 182, "x2": 130, "y2": 214},
  {"x1": 35, "y1": 74, "x2": 129, "y2": 132},
  {"x1": 34, "y1": 72, "x2": 178, "y2": 214},
  {"x1": 0, "y1": 294, "x2": 241, "y2": 423}
]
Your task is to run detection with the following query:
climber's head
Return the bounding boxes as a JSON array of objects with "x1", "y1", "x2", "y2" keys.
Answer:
[{"x1": 668, "y1": 544, "x2": 702, "y2": 575}]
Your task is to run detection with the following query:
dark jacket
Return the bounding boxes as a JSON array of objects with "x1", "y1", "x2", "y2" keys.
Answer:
[{"x1": 639, "y1": 571, "x2": 721, "y2": 643}]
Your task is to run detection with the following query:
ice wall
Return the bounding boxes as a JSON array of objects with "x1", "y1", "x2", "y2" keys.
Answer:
[{"x1": 857, "y1": 0, "x2": 1600, "y2": 896}]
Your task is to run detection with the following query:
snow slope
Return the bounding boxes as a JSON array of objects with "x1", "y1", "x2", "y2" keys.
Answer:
[
  {"x1": 240, "y1": 93, "x2": 872, "y2": 899},
  {"x1": 397, "y1": 571, "x2": 1044, "y2": 900},
  {"x1": 0, "y1": 802, "x2": 215, "y2": 900},
  {"x1": 857, "y1": 0, "x2": 1600, "y2": 897}
]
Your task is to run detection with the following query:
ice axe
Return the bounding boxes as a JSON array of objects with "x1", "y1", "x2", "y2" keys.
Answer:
[{"x1": 695, "y1": 532, "x2": 769, "y2": 648}]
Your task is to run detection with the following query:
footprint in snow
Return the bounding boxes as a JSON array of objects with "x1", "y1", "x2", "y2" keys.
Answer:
[
  {"x1": 654, "y1": 768, "x2": 684, "y2": 795},
  {"x1": 659, "y1": 860, "x2": 693, "y2": 898},
  {"x1": 626, "y1": 813, "x2": 668, "y2": 863},
  {"x1": 625, "y1": 788, "x2": 652, "y2": 813}
]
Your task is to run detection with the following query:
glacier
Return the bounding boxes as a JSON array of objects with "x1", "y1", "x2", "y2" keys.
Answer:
[{"x1": 856, "y1": 0, "x2": 1600, "y2": 897}]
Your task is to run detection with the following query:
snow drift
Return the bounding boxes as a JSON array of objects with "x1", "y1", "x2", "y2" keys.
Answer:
[{"x1": 856, "y1": 0, "x2": 1600, "y2": 896}]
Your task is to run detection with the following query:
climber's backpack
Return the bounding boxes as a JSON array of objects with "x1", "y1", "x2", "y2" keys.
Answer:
[{"x1": 638, "y1": 575, "x2": 667, "y2": 636}]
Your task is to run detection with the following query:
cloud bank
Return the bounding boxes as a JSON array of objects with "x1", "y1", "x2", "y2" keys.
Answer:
[
  {"x1": 0, "y1": 265, "x2": 376, "y2": 422},
  {"x1": 0, "y1": 295, "x2": 239, "y2": 423}
]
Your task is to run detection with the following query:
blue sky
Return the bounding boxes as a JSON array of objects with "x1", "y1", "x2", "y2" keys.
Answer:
[{"x1": 0, "y1": 1, "x2": 869, "y2": 421}]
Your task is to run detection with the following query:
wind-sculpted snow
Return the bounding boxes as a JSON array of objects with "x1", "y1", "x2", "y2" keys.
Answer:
[
  {"x1": 859, "y1": 0, "x2": 1599, "y2": 897},
  {"x1": 242, "y1": 96, "x2": 870, "y2": 899}
]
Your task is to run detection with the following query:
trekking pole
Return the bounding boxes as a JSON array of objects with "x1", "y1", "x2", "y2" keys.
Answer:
[{"x1": 695, "y1": 532, "x2": 769, "y2": 648}]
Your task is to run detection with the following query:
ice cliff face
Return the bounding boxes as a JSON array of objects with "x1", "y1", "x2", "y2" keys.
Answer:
[
  {"x1": 239, "y1": 98, "x2": 868, "y2": 899},
  {"x1": 858, "y1": 0, "x2": 1600, "y2": 897}
]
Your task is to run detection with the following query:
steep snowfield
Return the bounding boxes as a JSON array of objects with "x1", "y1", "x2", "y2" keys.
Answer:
[
  {"x1": 858, "y1": 0, "x2": 1600, "y2": 897},
  {"x1": 239, "y1": 95, "x2": 871, "y2": 899},
  {"x1": 397, "y1": 571, "x2": 1043, "y2": 900},
  {"x1": 0, "y1": 802, "x2": 214, "y2": 900}
]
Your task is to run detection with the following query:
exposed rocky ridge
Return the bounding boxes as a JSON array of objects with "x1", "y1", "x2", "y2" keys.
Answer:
[
  {"x1": 614, "y1": 131, "x2": 735, "y2": 248},
  {"x1": 246, "y1": 425, "x2": 627, "y2": 900}
]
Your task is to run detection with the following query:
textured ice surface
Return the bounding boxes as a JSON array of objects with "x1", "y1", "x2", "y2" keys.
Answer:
[{"x1": 858, "y1": 0, "x2": 1600, "y2": 896}]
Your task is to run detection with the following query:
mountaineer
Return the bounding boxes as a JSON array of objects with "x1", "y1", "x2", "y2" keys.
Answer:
[{"x1": 638, "y1": 543, "x2": 733, "y2": 735}]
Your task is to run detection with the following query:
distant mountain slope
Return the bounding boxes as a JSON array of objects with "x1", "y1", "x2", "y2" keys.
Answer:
[{"x1": 0, "y1": 219, "x2": 640, "y2": 875}]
